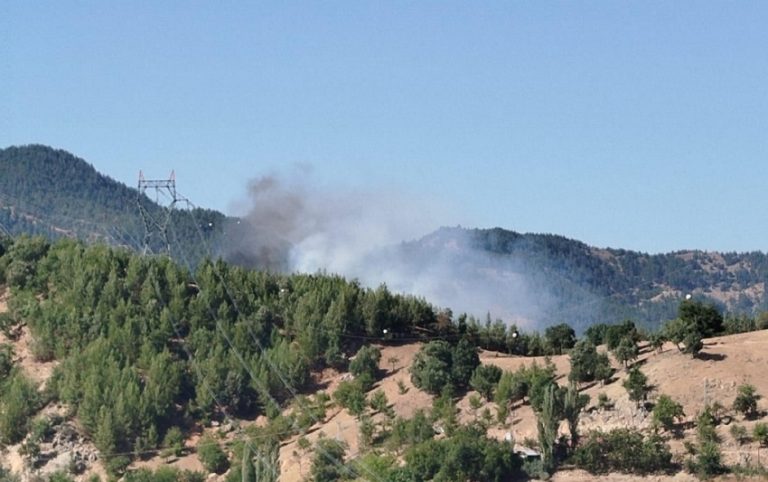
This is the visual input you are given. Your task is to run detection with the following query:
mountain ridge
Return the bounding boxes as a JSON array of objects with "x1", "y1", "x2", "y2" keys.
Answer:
[{"x1": 2, "y1": 144, "x2": 767, "y2": 328}]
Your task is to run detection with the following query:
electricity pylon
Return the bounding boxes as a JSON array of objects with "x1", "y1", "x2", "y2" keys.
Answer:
[{"x1": 137, "y1": 170, "x2": 182, "y2": 256}]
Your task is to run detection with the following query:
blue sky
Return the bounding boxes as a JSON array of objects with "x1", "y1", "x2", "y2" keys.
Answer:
[{"x1": 3, "y1": 2, "x2": 767, "y2": 253}]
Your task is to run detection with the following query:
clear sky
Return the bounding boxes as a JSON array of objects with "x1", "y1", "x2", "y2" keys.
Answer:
[{"x1": 3, "y1": 2, "x2": 767, "y2": 253}]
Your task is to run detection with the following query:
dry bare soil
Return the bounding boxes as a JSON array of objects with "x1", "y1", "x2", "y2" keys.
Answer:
[{"x1": 3, "y1": 280, "x2": 768, "y2": 482}]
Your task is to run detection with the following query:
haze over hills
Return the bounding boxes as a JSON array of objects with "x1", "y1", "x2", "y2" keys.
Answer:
[{"x1": 2, "y1": 144, "x2": 768, "y2": 330}]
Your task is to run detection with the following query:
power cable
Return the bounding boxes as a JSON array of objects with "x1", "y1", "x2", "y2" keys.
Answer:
[{"x1": 169, "y1": 194, "x2": 384, "y2": 482}]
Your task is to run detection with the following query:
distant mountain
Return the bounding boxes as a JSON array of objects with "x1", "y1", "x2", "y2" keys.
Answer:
[
  {"x1": 2, "y1": 145, "x2": 766, "y2": 330},
  {"x1": 0, "y1": 145, "x2": 226, "y2": 265},
  {"x1": 395, "y1": 227, "x2": 768, "y2": 330}
]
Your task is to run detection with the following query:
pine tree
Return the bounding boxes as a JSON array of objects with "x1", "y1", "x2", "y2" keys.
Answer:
[{"x1": 537, "y1": 384, "x2": 561, "y2": 473}]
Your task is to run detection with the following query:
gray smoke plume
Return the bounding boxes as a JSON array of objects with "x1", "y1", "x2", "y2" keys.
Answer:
[{"x1": 225, "y1": 172, "x2": 566, "y2": 328}]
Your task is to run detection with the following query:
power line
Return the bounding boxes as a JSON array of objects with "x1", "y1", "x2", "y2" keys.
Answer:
[{"x1": 168, "y1": 194, "x2": 384, "y2": 482}]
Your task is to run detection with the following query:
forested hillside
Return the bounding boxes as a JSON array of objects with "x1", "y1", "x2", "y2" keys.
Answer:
[
  {"x1": 400, "y1": 227, "x2": 768, "y2": 330},
  {"x1": 3, "y1": 145, "x2": 768, "y2": 333},
  {"x1": 0, "y1": 236, "x2": 443, "y2": 476},
  {"x1": 2, "y1": 236, "x2": 768, "y2": 482},
  {"x1": 0, "y1": 145, "x2": 225, "y2": 265}
]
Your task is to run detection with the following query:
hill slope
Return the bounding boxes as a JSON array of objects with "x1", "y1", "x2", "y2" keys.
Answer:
[
  {"x1": 0, "y1": 145, "x2": 226, "y2": 264},
  {"x1": 2, "y1": 145, "x2": 768, "y2": 329},
  {"x1": 391, "y1": 227, "x2": 768, "y2": 330}
]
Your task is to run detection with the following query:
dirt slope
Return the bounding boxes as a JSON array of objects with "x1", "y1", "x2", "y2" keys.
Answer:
[{"x1": 4, "y1": 277, "x2": 767, "y2": 482}]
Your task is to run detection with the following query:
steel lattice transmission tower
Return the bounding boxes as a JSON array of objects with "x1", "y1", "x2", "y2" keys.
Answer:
[{"x1": 137, "y1": 170, "x2": 184, "y2": 255}]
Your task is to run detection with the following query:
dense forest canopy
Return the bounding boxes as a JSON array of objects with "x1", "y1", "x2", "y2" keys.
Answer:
[
  {"x1": 2, "y1": 144, "x2": 768, "y2": 333},
  {"x1": 1, "y1": 234, "x2": 766, "y2": 480},
  {"x1": 0, "y1": 235, "x2": 447, "y2": 473}
]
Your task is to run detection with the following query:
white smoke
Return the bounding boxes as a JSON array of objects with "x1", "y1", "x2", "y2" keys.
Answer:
[{"x1": 226, "y1": 171, "x2": 557, "y2": 327}]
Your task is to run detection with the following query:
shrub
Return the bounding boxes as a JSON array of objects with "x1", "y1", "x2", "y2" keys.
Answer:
[
  {"x1": 0, "y1": 372, "x2": 41, "y2": 444},
  {"x1": 652, "y1": 395, "x2": 684, "y2": 432},
  {"x1": 162, "y1": 426, "x2": 185, "y2": 457},
  {"x1": 310, "y1": 438, "x2": 348, "y2": 482},
  {"x1": 349, "y1": 345, "x2": 381, "y2": 388},
  {"x1": 572, "y1": 428, "x2": 673, "y2": 475},
  {"x1": 623, "y1": 366, "x2": 651, "y2": 407},
  {"x1": 612, "y1": 337, "x2": 639, "y2": 369},
  {"x1": 754, "y1": 423, "x2": 768, "y2": 447},
  {"x1": 197, "y1": 434, "x2": 228, "y2": 474},
  {"x1": 369, "y1": 390, "x2": 389, "y2": 414},
  {"x1": 544, "y1": 323, "x2": 576, "y2": 355},
  {"x1": 733, "y1": 384, "x2": 761, "y2": 419},
  {"x1": 730, "y1": 424, "x2": 749, "y2": 445},
  {"x1": 597, "y1": 392, "x2": 613, "y2": 410},
  {"x1": 470, "y1": 364, "x2": 502, "y2": 401},
  {"x1": 692, "y1": 440, "x2": 724, "y2": 479},
  {"x1": 410, "y1": 339, "x2": 479, "y2": 395},
  {"x1": 333, "y1": 379, "x2": 367, "y2": 416},
  {"x1": 404, "y1": 427, "x2": 521, "y2": 482},
  {"x1": 696, "y1": 405, "x2": 720, "y2": 443}
]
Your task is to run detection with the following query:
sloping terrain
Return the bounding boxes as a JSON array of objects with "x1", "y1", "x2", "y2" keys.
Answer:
[
  {"x1": 272, "y1": 331, "x2": 768, "y2": 482},
  {"x1": 3, "y1": 145, "x2": 768, "y2": 330},
  {"x1": 397, "y1": 227, "x2": 768, "y2": 330},
  {"x1": 3, "y1": 280, "x2": 768, "y2": 482},
  {"x1": 0, "y1": 145, "x2": 226, "y2": 265}
]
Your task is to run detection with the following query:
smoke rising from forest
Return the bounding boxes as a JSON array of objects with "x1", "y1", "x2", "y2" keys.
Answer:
[{"x1": 225, "y1": 172, "x2": 562, "y2": 328}]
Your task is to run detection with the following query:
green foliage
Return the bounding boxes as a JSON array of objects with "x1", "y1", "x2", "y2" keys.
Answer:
[
  {"x1": 612, "y1": 337, "x2": 639, "y2": 369},
  {"x1": 665, "y1": 300, "x2": 724, "y2": 358},
  {"x1": 197, "y1": 434, "x2": 229, "y2": 474},
  {"x1": 688, "y1": 441, "x2": 724, "y2": 479},
  {"x1": 0, "y1": 236, "x2": 444, "y2": 468},
  {"x1": 350, "y1": 453, "x2": 397, "y2": 481},
  {"x1": 684, "y1": 403, "x2": 725, "y2": 479},
  {"x1": 450, "y1": 338, "x2": 480, "y2": 389},
  {"x1": 603, "y1": 320, "x2": 640, "y2": 350},
  {"x1": 536, "y1": 383, "x2": 561, "y2": 474},
  {"x1": 396, "y1": 379, "x2": 407, "y2": 395},
  {"x1": 0, "y1": 465, "x2": 19, "y2": 482},
  {"x1": 5, "y1": 146, "x2": 768, "y2": 332},
  {"x1": 48, "y1": 473, "x2": 76, "y2": 482},
  {"x1": 0, "y1": 146, "x2": 225, "y2": 267},
  {"x1": 333, "y1": 380, "x2": 367, "y2": 417},
  {"x1": 652, "y1": 395, "x2": 685, "y2": 432},
  {"x1": 584, "y1": 323, "x2": 609, "y2": 347},
  {"x1": 572, "y1": 428, "x2": 674, "y2": 475},
  {"x1": 225, "y1": 440, "x2": 278, "y2": 482},
  {"x1": 696, "y1": 406, "x2": 719, "y2": 443},
  {"x1": 469, "y1": 364, "x2": 501, "y2": 401},
  {"x1": 403, "y1": 426, "x2": 521, "y2": 482},
  {"x1": 410, "y1": 341, "x2": 453, "y2": 395},
  {"x1": 623, "y1": 366, "x2": 651, "y2": 407},
  {"x1": 597, "y1": 392, "x2": 612, "y2": 410},
  {"x1": 0, "y1": 371, "x2": 40, "y2": 444},
  {"x1": 494, "y1": 359, "x2": 559, "y2": 417},
  {"x1": 162, "y1": 426, "x2": 185, "y2": 457},
  {"x1": 0, "y1": 344, "x2": 14, "y2": 381},
  {"x1": 648, "y1": 332, "x2": 666, "y2": 352},
  {"x1": 494, "y1": 370, "x2": 528, "y2": 409},
  {"x1": 544, "y1": 323, "x2": 576, "y2": 355},
  {"x1": 678, "y1": 299, "x2": 724, "y2": 337},
  {"x1": 562, "y1": 382, "x2": 589, "y2": 448},
  {"x1": 732, "y1": 383, "x2": 761, "y2": 419},
  {"x1": 123, "y1": 467, "x2": 206, "y2": 482},
  {"x1": 754, "y1": 423, "x2": 768, "y2": 446},
  {"x1": 369, "y1": 390, "x2": 389, "y2": 414},
  {"x1": 349, "y1": 345, "x2": 381, "y2": 388},
  {"x1": 410, "y1": 339, "x2": 479, "y2": 395},
  {"x1": 387, "y1": 409, "x2": 434, "y2": 450},
  {"x1": 568, "y1": 340, "x2": 611, "y2": 384},
  {"x1": 729, "y1": 424, "x2": 749, "y2": 445},
  {"x1": 310, "y1": 438, "x2": 348, "y2": 482}
]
